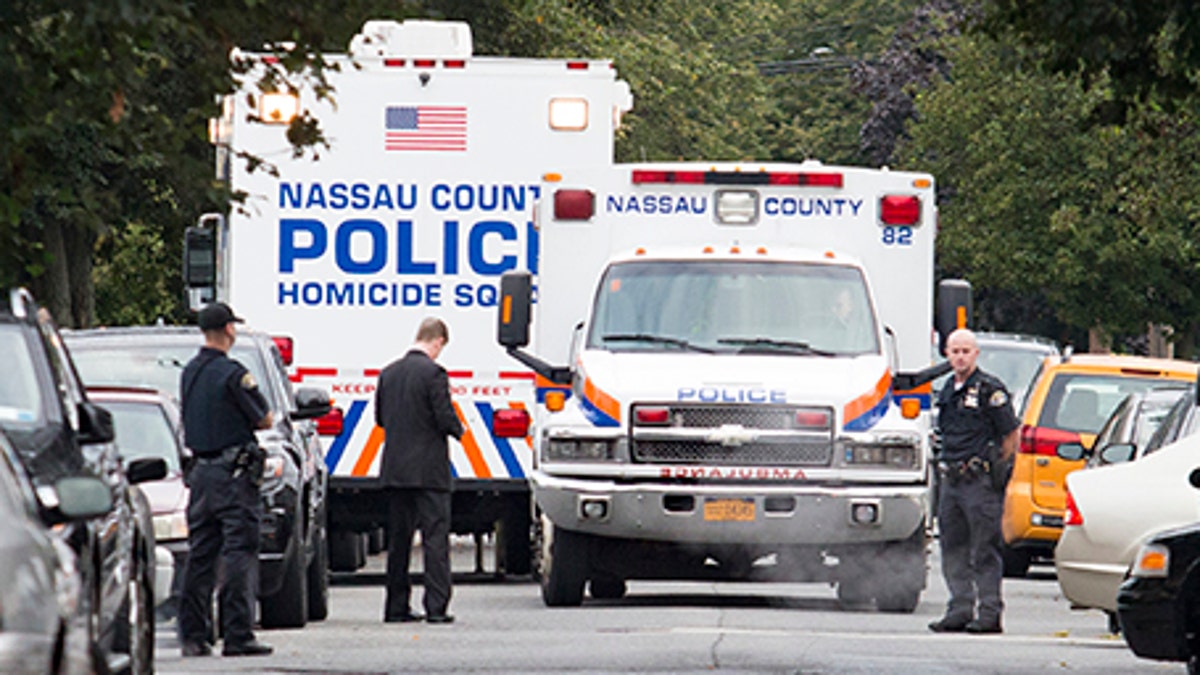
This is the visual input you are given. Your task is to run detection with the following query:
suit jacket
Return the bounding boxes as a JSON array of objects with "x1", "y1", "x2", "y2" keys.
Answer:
[{"x1": 375, "y1": 349, "x2": 464, "y2": 491}]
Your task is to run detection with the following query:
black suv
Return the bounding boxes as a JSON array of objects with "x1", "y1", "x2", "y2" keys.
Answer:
[
  {"x1": 0, "y1": 289, "x2": 163, "y2": 673},
  {"x1": 63, "y1": 325, "x2": 332, "y2": 628}
]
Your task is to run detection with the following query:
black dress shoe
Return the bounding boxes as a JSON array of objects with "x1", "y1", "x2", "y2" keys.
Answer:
[
  {"x1": 223, "y1": 639, "x2": 274, "y2": 656},
  {"x1": 385, "y1": 612, "x2": 425, "y2": 623},
  {"x1": 965, "y1": 619, "x2": 1003, "y2": 634},
  {"x1": 181, "y1": 641, "x2": 212, "y2": 657},
  {"x1": 425, "y1": 614, "x2": 455, "y2": 624},
  {"x1": 928, "y1": 616, "x2": 971, "y2": 633}
]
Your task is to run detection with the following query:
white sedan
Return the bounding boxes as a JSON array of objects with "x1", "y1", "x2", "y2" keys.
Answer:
[{"x1": 1055, "y1": 430, "x2": 1200, "y2": 628}]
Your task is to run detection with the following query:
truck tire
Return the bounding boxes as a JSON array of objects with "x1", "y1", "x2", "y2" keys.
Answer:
[
  {"x1": 500, "y1": 494, "x2": 533, "y2": 576},
  {"x1": 540, "y1": 520, "x2": 588, "y2": 607},
  {"x1": 589, "y1": 577, "x2": 627, "y2": 600},
  {"x1": 307, "y1": 523, "x2": 330, "y2": 621},
  {"x1": 1002, "y1": 545, "x2": 1031, "y2": 578},
  {"x1": 875, "y1": 528, "x2": 927, "y2": 614},
  {"x1": 260, "y1": 541, "x2": 308, "y2": 629},
  {"x1": 329, "y1": 528, "x2": 364, "y2": 572}
]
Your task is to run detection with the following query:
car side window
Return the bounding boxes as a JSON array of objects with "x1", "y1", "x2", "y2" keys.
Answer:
[
  {"x1": 0, "y1": 448, "x2": 32, "y2": 517},
  {"x1": 36, "y1": 316, "x2": 82, "y2": 430},
  {"x1": 267, "y1": 342, "x2": 297, "y2": 413}
]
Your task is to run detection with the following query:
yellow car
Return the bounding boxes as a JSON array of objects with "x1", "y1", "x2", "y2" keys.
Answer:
[{"x1": 1001, "y1": 353, "x2": 1197, "y2": 577}]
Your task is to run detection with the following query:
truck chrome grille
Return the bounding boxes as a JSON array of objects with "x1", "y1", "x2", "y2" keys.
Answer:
[{"x1": 630, "y1": 404, "x2": 835, "y2": 466}]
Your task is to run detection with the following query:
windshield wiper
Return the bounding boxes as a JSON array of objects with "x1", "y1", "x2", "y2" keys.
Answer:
[
  {"x1": 601, "y1": 333, "x2": 714, "y2": 353},
  {"x1": 717, "y1": 337, "x2": 837, "y2": 357}
]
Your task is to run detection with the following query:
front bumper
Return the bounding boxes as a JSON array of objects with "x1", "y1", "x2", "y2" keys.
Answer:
[
  {"x1": 533, "y1": 471, "x2": 927, "y2": 545},
  {"x1": 1117, "y1": 575, "x2": 1188, "y2": 662},
  {"x1": 1054, "y1": 529, "x2": 1127, "y2": 612}
]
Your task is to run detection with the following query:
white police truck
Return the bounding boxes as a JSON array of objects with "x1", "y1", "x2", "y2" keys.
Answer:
[
  {"x1": 498, "y1": 162, "x2": 966, "y2": 608},
  {"x1": 187, "y1": 19, "x2": 633, "y2": 574}
]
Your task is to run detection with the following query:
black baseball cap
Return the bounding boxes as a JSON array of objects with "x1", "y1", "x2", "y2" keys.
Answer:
[{"x1": 197, "y1": 302, "x2": 245, "y2": 331}]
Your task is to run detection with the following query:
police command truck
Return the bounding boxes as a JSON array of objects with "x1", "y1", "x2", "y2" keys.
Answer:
[
  {"x1": 188, "y1": 19, "x2": 633, "y2": 573},
  {"x1": 498, "y1": 162, "x2": 966, "y2": 608}
]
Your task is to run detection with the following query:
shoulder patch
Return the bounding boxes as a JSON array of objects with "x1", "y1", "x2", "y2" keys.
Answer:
[
  {"x1": 989, "y1": 389, "x2": 1008, "y2": 407},
  {"x1": 241, "y1": 372, "x2": 258, "y2": 390}
]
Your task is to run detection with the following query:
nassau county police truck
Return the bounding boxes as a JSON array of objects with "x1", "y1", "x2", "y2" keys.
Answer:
[
  {"x1": 497, "y1": 161, "x2": 965, "y2": 609},
  {"x1": 186, "y1": 19, "x2": 633, "y2": 574}
]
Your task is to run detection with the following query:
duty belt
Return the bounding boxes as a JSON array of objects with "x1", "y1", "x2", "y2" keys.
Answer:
[
  {"x1": 194, "y1": 445, "x2": 242, "y2": 466},
  {"x1": 938, "y1": 455, "x2": 990, "y2": 481}
]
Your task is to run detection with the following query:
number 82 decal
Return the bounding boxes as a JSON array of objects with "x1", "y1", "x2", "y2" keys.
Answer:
[{"x1": 882, "y1": 226, "x2": 913, "y2": 246}]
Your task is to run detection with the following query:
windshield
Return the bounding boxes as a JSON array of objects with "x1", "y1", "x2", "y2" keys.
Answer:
[
  {"x1": 104, "y1": 401, "x2": 181, "y2": 473},
  {"x1": 0, "y1": 326, "x2": 43, "y2": 425},
  {"x1": 587, "y1": 260, "x2": 878, "y2": 356},
  {"x1": 69, "y1": 342, "x2": 275, "y2": 407},
  {"x1": 1038, "y1": 373, "x2": 1180, "y2": 434}
]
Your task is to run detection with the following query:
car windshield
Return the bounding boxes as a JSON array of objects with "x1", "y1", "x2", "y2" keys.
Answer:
[
  {"x1": 587, "y1": 260, "x2": 878, "y2": 356},
  {"x1": 102, "y1": 401, "x2": 181, "y2": 473},
  {"x1": 69, "y1": 341, "x2": 275, "y2": 407},
  {"x1": 1038, "y1": 373, "x2": 1186, "y2": 434},
  {"x1": 0, "y1": 326, "x2": 43, "y2": 425}
]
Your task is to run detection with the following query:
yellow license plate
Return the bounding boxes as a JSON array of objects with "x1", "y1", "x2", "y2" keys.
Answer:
[{"x1": 703, "y1": 498, "x2": 755, "y2": 522}]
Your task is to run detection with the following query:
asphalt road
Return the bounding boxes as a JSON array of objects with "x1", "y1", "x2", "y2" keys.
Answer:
[{"x1": 154, "y1": 538, "x2": 1176, "y2": 674}]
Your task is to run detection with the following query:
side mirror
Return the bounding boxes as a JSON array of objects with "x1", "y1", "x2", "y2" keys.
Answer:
[
  {"x1": 1055, "y1": 442, "x2": 1087, "y2": 462},
  {"x1": 126, "y1": 457, "x2": 168, "y2": 485},
  {"x1": 77, "y1": 401, "x2": 115, "y2": 445},
  {"x1": 1098, "y1": 443, "x2": 1136, "y2": 465},
  {"x1": 291, "y1": 387, "x2": 333, "y2": 421},
  {"x1": 183, "y1": 223, "x2": 216, "y2": 288},
  {"x1": 497, "y1": 272, "x2": 533, "y2": 348},
  {"x1": 46, "y1": 476, "x2": 114, "y2": 522},
  {"x1": 935, "y1": 279, "x2": 973, "y2": 356}
]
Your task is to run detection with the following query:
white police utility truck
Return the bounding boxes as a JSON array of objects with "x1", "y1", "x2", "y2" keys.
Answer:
[
  {"x1": 497, "y1": 162, "x2": 966, "y2": 609},
  {"x1": 187, "y1": 19, "x2": 633, "y2": 574}
]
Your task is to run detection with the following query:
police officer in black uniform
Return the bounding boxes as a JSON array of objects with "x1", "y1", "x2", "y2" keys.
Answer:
[
  {"x1": 928, "y1": 328, "x2": 1020, "y2": 635},
  {"x1": 178, "y1": 302, "x2": 274, "y2": 657}
]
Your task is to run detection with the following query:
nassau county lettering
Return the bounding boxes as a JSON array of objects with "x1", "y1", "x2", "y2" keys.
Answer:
[
  {"x1": 659, "y1": 466, "x2": 808, "y2": 480},
  {"x1": 278, "y1": 182, "x2": 540, "y2": 212}
]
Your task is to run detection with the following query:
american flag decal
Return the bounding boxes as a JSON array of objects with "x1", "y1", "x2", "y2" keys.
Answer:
[{"x1": 384, "y1": 105, "x2": 467, "y2": 152}]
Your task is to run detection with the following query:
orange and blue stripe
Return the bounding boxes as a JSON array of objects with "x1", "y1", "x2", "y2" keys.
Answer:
[
  {"x1": 579, "y1": 375, "x2": 621, "y2": 427},
  {"x1": 843, "y1": 372, "x2": 892, "y2": 431}
]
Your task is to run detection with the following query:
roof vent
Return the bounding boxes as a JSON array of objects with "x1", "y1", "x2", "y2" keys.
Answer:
[{"x1": 349, "y1": 20, "x2": 473, "y2": 59}]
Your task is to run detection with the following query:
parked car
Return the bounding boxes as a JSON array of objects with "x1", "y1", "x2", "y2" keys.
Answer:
[
  {"x1": 0, "y1": 288, "x2": 164, "y2": 674},
  {"x1": 0, "y1": 427, "x2": 113, "y2": 674},
  {"x1": 87, "y1": 386, "x2": 190, "y2": 618},
  {"x1": 1117, "y1": 497, "x2": 1200, "y2": 671},
  {"x1": 1058, "y1": 385, "x2": 1190, "y2": 469},
  {"x1": 1055, "y1": 427, "x2": 1200, "y2": 634},
  {"x1": 64, "y1": 325, "x2": 334, "y2": 628},
  {"x1": 1002, "y1": 353, "x2": 1197, "y2": 577},
  {"x1": 1142, "y1": 388, "x2": 1200, "y2": 457}
]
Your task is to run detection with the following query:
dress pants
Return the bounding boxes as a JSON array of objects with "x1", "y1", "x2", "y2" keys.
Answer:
[{"x1": 385, "y1": 487, "x2": 452, "y2": 619}]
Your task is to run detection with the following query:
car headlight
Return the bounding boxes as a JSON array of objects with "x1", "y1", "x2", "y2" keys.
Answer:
[
  {"x1": 153, "y1": 512, "x2": 189, "y2": 541},
  {"x1": 1131, "y1": 543, "x2": 1170, "y2": 578},
  {"x1": 263, "y1": 453, "x2": 287, "y2": 481},
  {"x1": 843, "y1": 434, "x2": 920, "y2": 468},
  {"x1": 544, "y1": 438, "x2": 614, "y2": 461}
]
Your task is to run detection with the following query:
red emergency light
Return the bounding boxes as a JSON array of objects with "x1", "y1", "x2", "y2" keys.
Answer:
[
  {"x1": 566, "y1": 61, "x2": 590, "y2": 70},
  {"x1": 492, "y1": 408, "x2": 531, "y2": 438},
  {"x1": 880, "y1": 195, "x2": 921, "y2": 225},
  {"x1": 554, "y1": 189, "x2": 595, "y2": 221},
  {"x1": 634, "y1": 407, "x2": 671, "y2": 425},
  {"x1": 413, "y1": 59, "x2": 436, "y2": 68},
  {"x1": 384, "y1": 58, "x2": 406, "y2": 67},
  {"x1": 272, "y1": 336, "x2": 294, "y2": 366},
  {"x1": 316, "y1": 407, "x2": 345, "y2": 437},
  {"x1": 443, "y1": 60, "x2": 466, "y2": 69}
]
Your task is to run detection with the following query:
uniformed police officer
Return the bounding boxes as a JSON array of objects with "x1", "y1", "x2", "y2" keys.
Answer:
[
  {"x1": 178, "y1": 302, "x2": 274, "y2": 657},
  {"x1": 928, "y1": 328, "x2": 1020, "y2": 635}
]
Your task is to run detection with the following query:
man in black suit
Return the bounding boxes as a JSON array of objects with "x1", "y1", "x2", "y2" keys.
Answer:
[{"x1": 376, "y1": 317, "x2": 464, "y2": 624}]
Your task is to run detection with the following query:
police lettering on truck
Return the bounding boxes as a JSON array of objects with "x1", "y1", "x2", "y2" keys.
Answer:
[{"x1": 191, "y1": 19, "x2": 633, "y2": 575}]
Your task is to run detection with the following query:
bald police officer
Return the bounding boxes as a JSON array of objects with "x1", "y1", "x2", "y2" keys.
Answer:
[
  {"x1": 178, "y1": 303, "x2": 274, "y2": 657},
  {"x1": 928, "y1": 329, "x2": 1020, "y2": 635}
]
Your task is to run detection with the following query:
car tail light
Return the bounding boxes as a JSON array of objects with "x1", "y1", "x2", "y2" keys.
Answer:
[
  {"x1": 316, "y1": 407, "x2": 344, "y2": 436},
  {"x1": 272, "y1": 335, "x2": 294, "y2": 366},
  {"x1": 492, "y1": 408, "x2": 531, "y2": 438},
  {"x1": 1063, "y1": 489, "x2": 1083, "y2": 527},
  {"x1": 880, "y1": 195, "x2": 921, "y2": 225},
  {"x1": 554, "y1": 189, "x2": 594, "y2": 220},
  {"x1": 1019, "y1": 424, "x2": 1080, "y2": 456},
  {"x1": 634, "y1": 407, "x2": 670, "y2": 425}
]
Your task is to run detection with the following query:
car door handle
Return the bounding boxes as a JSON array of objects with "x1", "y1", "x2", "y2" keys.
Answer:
[{"x1": 1035, "y1": 457, "x2": 1049, "y2": 466}]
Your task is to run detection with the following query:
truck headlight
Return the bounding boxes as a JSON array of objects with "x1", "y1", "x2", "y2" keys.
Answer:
[
  {"x1": 153, "y1": 512, "x2": 189, "y2": 541},
  {"x1": 545, "y1": 439, "x2": 614, "y2": 461},
  {"x1": 843, "y1": 435, "x2": 920, "y2": 469}
]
